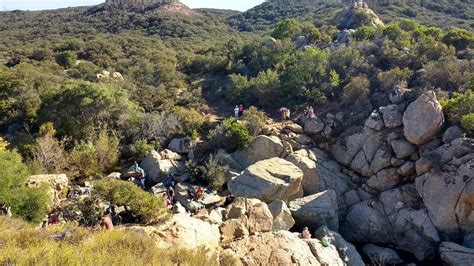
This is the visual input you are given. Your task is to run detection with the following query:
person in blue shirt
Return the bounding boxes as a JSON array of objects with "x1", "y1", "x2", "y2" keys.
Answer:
[{"x1": 132, "y1": 161, "x2": 146, "y2": 188}]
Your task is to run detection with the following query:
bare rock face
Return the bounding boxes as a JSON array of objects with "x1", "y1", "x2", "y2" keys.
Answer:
[
  {"x1": 168, "y1": 137, "x2": 192, "y2": 154},
  {"x1": 416, "y1": 160, "x2": 474, "y2": 239},
  {"x1": 140, "y1": 150, "x2": 184, "y2": 183},
  {"x1": 390, "y1": 139, "x2": 416, "y2": 159},
  {"x1": 228, "y1": 158, "x2": 303, "y2": 202},
  {"x1": 335, "y1": 1, "x2": 384, "y2": 29},
  {"x1": 443, "y1": 126, "x2": 463, "y2": 144},
  {"x1": 268, "y1": 200, "x2": 295, "y2": 231},
  {"x1": 224, "y1": 197, "x2": 273, "y2": 237},
  {"x1": 304, "y1": 116, "x2": 325, "y2": 134},
  {"x1": 232, "y1": 135, "x2": 284, "y2": 168},
  {"x1": 305, "y1": 239, "x2": 345, "y2": 266},
  {"x1": 314, "y1": 225, "x2": 364, "y2": 266},
  {"x1": 440, "y1": 242, "x2": 474, "y2": 266},
  {"x1": 288, "y1": 190, "x2": 339, "y2": 232},
  {"x1": 403, "y1": 91, "x2": 444, "y2": 145},
  {"x1": 222, "y1": 231, "x2": 321, "y2": 265}
]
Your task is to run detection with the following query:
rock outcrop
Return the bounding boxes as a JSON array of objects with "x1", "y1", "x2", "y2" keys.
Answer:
[
  {"x1": 232, "y1": 135, "x2": 285, "y2": 168},
  {"x1": 228, "y1": 158, "x2": 303, "y2": 202},
  {"x1": 335, "y1": 1, "x2": 384, "y2": 29},
  {"x1": 27, "y1": 174, "x2": 68, "y2": 207},
  {"x1": 440, "y1": 242, "x2": 474, "y2": 266},
  {"x1": 268, "y1": 200, "x2": 295, "y2": 231},
  {"x1": 140, "y1": 150, "x2": 185, "y2": 183}
]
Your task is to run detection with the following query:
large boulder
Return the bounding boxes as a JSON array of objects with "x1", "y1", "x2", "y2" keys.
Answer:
[
  {"x1": 225, "y1": 197, "x2": 273, "y2": 235},
  {"x1": 146, "y1": 213, "x2": 220, "y2": 249},
  {"x1": 403, "y1": 91, "x2": 444, "y2": 145},
  {"x1": 362, "y1": 244, "x2": 402, "y2": 265},
  {"x1": 304, "y1": 117, "x2": 325, "y2": 134},
  {"x1": 168, "y1": 137, "x2": 192, "y2": 154},
  {"x1": 440, "y1": 242, "x2": 474, "y2": 266},
  {"x1": 304, "y1": 239, "x2": 345, "y2": 266},
  {"x1": 27, "y1": 174, "x2": 68, "y2": 207},
  {"x1": 232, "y1": 135, "x2": 284, "y2": 168},
  {"x1": 140, "y1": 151, "x2": 185, "y2": 183},
  {"x1": 222, "y1": 231, "x2": 320, "y2": 265},
  {"x1": 335, "y1": 2, "x2": 384, "y2": 29},
  {"x1": 390, "y1": 139, "x2": 416, "y2": 159},
  {"x1": 268, "y1": 200, "x2": 295, "y2": 231},
  {"x1": 288, "y1": 190, "x2": 338, "y2": 232},
  {"x1": 416, "y1": 160, "x2": 474, "y2": 239},
  {"x1": 228, "y1": 158, "x2": 303, "y2": 202},
  {"x1": 220, "y1": 219, "x2": 249, "y2": 243}
]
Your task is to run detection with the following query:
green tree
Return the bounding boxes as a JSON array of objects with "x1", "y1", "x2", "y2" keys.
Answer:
[
  {"x1": 442, "y1": 28, "x2": 474, "y2": 50},
  {"x1": 0, "y1": 149, "x2": 50, "y2": 223},
  {"x1": 55, "y1": 51, "x2": 77, "y2": 68},
  {"x1": 272, "y1": 19, "x2": 303, "y2": 40}
]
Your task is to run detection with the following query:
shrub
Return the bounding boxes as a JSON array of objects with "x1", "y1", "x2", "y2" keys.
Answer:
[
  {"x1": 377, "y1": 67, "x2": 411, "y2": 91},
  {"x1": 272, "y1": 19, "x2": 303, "y2": 40},
  {"x1": 0, "y1": 217, "x2": 216, "y2": 265},
  {"x1": 0, "y1": 150, "x2": 50, "y2": 224},
  {"x1": 353, "y1": 26, "x2": 376, "y2": 41},
  {"x1": 461, "y1": 113, "x2": 474, "y2": 137},
  {"x1": 92, "y1": 179, "x2": 169, "y2": 224},
  {"x1": 68, "y1": 141, "x2": 101, "y2": 179},
  {"x1": 172, "y1": 107, "x2": 206, "y2": 139},
  {"x1": 440, "y1": 90, "x2": 474, "y2": 125},
  {"x1": 188, "y1": 154, "x2": 230, "y2": 190},
  {"x1": 55, "y1": 51, "x2": 77, "y2": 68},
  {"x1": 341, "y1": 76, "x2": 371, "y2": 107},
  {"x1": 31, "y1": 123, "x2": 67, "y2": 174},
  {"x1": 94, "y1": 130, "x2": 120, "y2": 173},
  {"x1": 129, "y1": 139, "x2": 161, "y2": 161},
  {"x1": 241, "y1": 106, "x2": 268, "y2": 136},
  {"x1": 442, "y1": 28, "x2": 474, "y2": 50},
  {"x1": 209, "y1": 118, "x2": 252, "y2": 152}
]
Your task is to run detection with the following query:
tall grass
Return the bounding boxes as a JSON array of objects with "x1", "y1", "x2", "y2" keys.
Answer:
[{"x1": 0, "y1": 217, "x2": 217, "y2": 266}]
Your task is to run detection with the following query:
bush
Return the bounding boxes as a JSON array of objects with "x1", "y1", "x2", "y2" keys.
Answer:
[
  {"x1": 172, "y1": 107, "x2": 207, "y2": 139},
  {"x1": 0, "y1": 217, "x2": 216, "y2": 265},
  {"x1": 129, "y1": 139, "x2": 161, "y2": 161},
  {"x1": 442, "y1": 28, "x2": 474, "y2": 50},
  {"x1": 188, "y1": 154, "x2": 230, "y2": 190},
  {"x1": 0, "y1": 150, "x2": 50, "y2": 224},
  {"x1": 31, "y1": 123, "x2": 67, "y2": 174},
  {"x1": 209, "y1": 118, "x2": 252, "y2": 152},
  {"x1": 341, "y1": 76, "x2": 371, "y2": 107},
  {"x1": 241, "y1": 106, "x2": 268, "y2": 136},
  {"x1": 461, "y1": 113, "x2": 474, "y2": 137},
  {"x1": 377, "y1": 67, "x2": 411, "y2": 91},
  {"x1": 92, "y1": 179, "x2": 169, "y2": 224},
  {"x1": 55, "y1": 51, "x2": 77, "y2": 68},
  {"x1": 440, "y1": 90, "x2": 474, "y2": 125}
]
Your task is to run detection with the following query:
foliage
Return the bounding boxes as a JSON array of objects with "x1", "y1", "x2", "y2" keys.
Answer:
[
  {"x1": 0, "y1": 217, "x2": 216, "y2": 265},
  {"x1": 0, "y1": 150, "x2": 50, "y2": 224},
  {"x1": 188, "y1": 154, "x2": 230, "y2": 190},
  {"x1": 241, "y1": 106, "x2": 268, "y2": 136},
  {"x1": 0, "y1": 137, "x2": 8, "y2": 150},
  {"x1": 55, "y1": 51, "x2": 77, "y2": 68},
  {"x1": 172, "y1": 107, "x2": 207, "y2": 139},
  {"x1": 442, "y1": 28, "x2": 474, "y2": 50},
  {"x1": 31, "y1": 123, "x2": 67, "y2": 174},
  {"x1": 460, "y1": 113, "x2": 474, "y2": 137},
  {"x1": 129, "y1": 139, "x2": 161, "y2": 161},
  {"x1": 272, "y1": 19, "x2": 303, "y2": 40},
  {"x1": 377, "y1": 67, "x2": 411, "y2": 91},
  {"x1": 93, "y1": 179, "x2": 169, "y2": 224},
  {"x1": 208, "y1": 118, "x2": 252, "y2": 152},
  {"x1": 341, "y1": 75, "x2": 371, "y2": 108},
  {"x1": 441, "y1": 90, "x2": 474, "y2": 127}
]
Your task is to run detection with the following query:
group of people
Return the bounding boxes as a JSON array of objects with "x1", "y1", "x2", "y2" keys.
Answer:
[
  {"x1": 234, "y1": 104, "x2": 245, "y2": 119},
  {"x1": 279, "y1": 107, "x2": 291, "y2": 123}
]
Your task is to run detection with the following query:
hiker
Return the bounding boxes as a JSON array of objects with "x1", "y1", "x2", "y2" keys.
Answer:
[
  {"x1": 238, "y1": 104, "x2": 244, "y2": 118},
  {"x1": 195, "y1": 187, "x2": 204, "y2": 200},
  {"x1": 304, "y1": 106, "x2": 315, "y2": 119},
  {"x1": 100, "y1": 212, "x2": 114, "y2": 230},
  {"x1": 279, "y1": 107, "x2": 289, "y2": 122},
  {"x1": 132, "y1": 161, "x2": 146, "y2": 188},
  {"x1": 234, "y1": 105, "x2": 239, "y2": 119},
  {"x1": 0, "y1": 203, "x2": 12, "y2": 217},
  {"x1": 166, "y1": 187, "x2": 175, "y2": 208},
  {"x1": 302, "y1": 227, "x2": 311, "y2": 239}
]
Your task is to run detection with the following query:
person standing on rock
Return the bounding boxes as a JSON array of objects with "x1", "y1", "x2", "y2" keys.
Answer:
[
  {"x1": 132, "y1": 161, "x2": 146, "y2": 189},
  {"x1": 238, "y1": 104, "x2": 244, "y2": 118},
  {"x1": 234, "y1": 105, "x2": 239, "y2": 119}
]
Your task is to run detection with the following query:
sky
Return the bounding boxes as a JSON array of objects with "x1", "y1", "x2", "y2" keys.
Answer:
[{"x1": 1, "y1": 0, "x2": 265, "y2": 11}]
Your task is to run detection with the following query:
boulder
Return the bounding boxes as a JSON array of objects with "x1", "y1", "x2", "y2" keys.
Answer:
[
  {"x1": 225, "y1": 198, "x2": 273, "y2": 234},
  {"x1": 268, "y1": 200, "x2": 295, "y2": 231},
  {"x1": 314, "y1": 225, "x2": 364, "y2": 266},
  {"x1": 370, "y1": 148, "x2": 393, "y2": 173},
  {"x1": 285, "y1": 123, "x2": 304, "y2": 134},
  {"x1": 390, "y1": 139, "x2": 416, "y2": 159},
  {"x1": 366, "y1": 168, "x2": 400, "y2": 192},
  {"x1": 415, "y1": 157, "x2": 432, "y2": 175},
  {"x1": 331, "y1": 132, "x2": 369, "y2": 166},
  {"x1": 305, "y1": 239, "x2": 344, "y2": 266},
  {"x1": 27, "y1": 174, "x2": 68, "y2": 207},
  {"x1": 379, "y1": 105, "x2": 403, "y2": 129},
  {"x1": 389, "y1": 85, "x2": 406, "y2": 104},
  {"x1": 220, "y1": 218, "x2": 249, "y2": 243},
  {"x1": 222, "y1": 231, "x2": 320, "y2": 265},
  {"x1": 403, "y1": 91, "x2": 444, "y2": 145},
  {"x1": 159, "y1": 149, "x2": 181, "y2": 160},
  {"x1": 295, "y1": 134, "x2": 312, "y2": 145},
  {"x1": 140, "y1": 151, "x2": 184, "y2": 183},
  {"x1": 416, "y1": 160, "x2": 474, "y2": 239},
  {"x1": 397, "y1": 161, "x2": 415, "y2": 177},
  {"x1": 207, "y1": 208, "x2": 225, "y2": 225},
  {"x1": 288, "y1": 190, "x2": 338, "y2": 232},
  {"x1": 364, "y1": 110, "x2": 384, "y2": 131},
  {"x1": 351, "y1": 150, "x2": 373, "y2": 177},
  {"x1": 464, "y1": 233, "x2": 474, "y2": 249},
  {"x1": 362, "y1": 244, "x2": 402, "y2": 265},
  {"x1": 168, "y1": 137, "x2": 192, "y2": 154},
  {"x1": 232, "y1": 135, "x2": 284, "y2": 168},
  {"x1": 304, "y1": 117, "x2": 325, "y2": 134},
  {"x1": 443, "y1": 126, "x2": 463, "y2": 144},
  {"x1": 440, "y1": 242, "x2": 474, "y2": 266},
  {"x1": 228, "y1": 158, "x2": 303, "y2": 202},
  {"x1": 152, "y1": 213, "x2": 220, "y2": 249}
]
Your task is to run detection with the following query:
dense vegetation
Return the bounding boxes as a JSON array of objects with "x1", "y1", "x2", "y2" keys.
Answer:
[
  {"x1": 0, "y1": 0, "x2": 473, "y2": 227},
  {"x1": 227, "y1": 0, "x2": 474, "y2": 32}
]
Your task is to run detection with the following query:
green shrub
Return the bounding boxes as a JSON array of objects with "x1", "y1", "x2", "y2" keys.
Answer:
[
  {"x1": 55, "y1": 51, "x2": 77, "y2": 68},
  {"x1": 441, "y1": 90, "x2": 474, "y2": 125},
  {"x1": 188, "y1": 154, "x2": 230, "y2": 190},
  {"x1": 242, "y1": 106, "x2": 268, "y2": 136},
  {"x1": 68, "y1": 141, "x2": 101, "y2": 179},
  {"x1": 172, "y1": 107, "x2": 207, "y2": 139},
  {"x1": 460, "y1": 113, "x2": 474, "y2": 137},
  {"x1": 0, "y1": 150, "x2": 50, "y2": 224},
  {"x1": 129, "y1": 139, "x2": 161, "y2": 161},
  {"x1": 442, "y1": 28, "x2": 474, "y2": 50},
  {"x1": 377, "y1": 67, "x2": 411, "y2": 91},
  {"x1": 209, "y1": 118, "x2": 252, "y2": 152},
  {"x1": 341, "y1": 76, "x2": 371, "y2": 107},
  {"x1": 92, "y1": 179, "x2": 169, "y2": 224}
]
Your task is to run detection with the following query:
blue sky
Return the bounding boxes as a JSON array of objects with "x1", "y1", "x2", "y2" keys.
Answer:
[{"x1": 1, "y1": 0, "x2": 265, "y2": 11}]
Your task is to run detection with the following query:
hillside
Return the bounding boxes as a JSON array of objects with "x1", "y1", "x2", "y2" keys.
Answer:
[{"x1": 227, "y1": 0, "x2": 474, "y2": 32}]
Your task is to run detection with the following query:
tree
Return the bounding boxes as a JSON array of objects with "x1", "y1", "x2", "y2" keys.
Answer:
[
  {"x1": 55, "y1": 51, "x2": 77, "y2": 68},
  {"x1": 32, "y1": 123, "x2": 67, "y2": 174},
  {"x1": 272, "y1": 19, "x2": 303, "y2": 40},
  {"x1": 0, "y1": 149, "x2": 50, "y2": 223}
]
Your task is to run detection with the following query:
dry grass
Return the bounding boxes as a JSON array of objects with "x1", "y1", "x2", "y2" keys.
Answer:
[{"x1": 0, "y1": 217, "x2": 217, "y2": 266}]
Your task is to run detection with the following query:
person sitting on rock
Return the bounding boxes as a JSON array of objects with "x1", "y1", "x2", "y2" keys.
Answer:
[
  {"x1": 100, "y1": 212, "x2": 114, "y2": 230},
  {"x1": 195, "y1": 187, "x2": 204, "y2": 200},
  {"x1": 132, "y1": 161, "x2": 146, "y2": 188},
  {"x1": 302, "y1": 227, "x2": 311, "y2": 239}
]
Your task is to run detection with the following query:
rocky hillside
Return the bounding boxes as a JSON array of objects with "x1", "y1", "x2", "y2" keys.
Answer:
[{"x1": 227, "y1": 0, "x2": 474, "y2": 32}]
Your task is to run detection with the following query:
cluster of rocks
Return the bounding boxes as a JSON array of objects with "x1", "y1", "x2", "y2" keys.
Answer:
[
  {"x1": 335, "y1": 1, "x2": 384, "y2": 29},
  {"x1": 96, "y1": 70, "x2": 124, "y2": 81}
]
